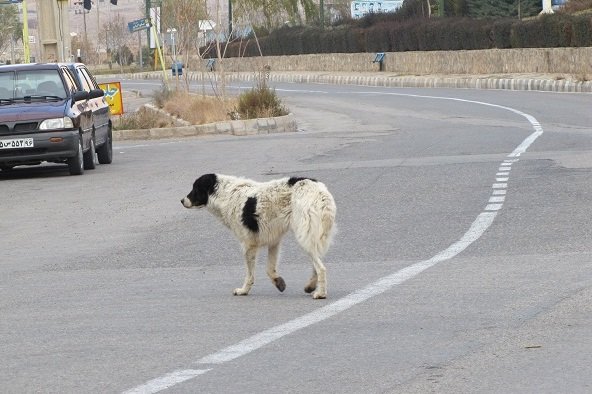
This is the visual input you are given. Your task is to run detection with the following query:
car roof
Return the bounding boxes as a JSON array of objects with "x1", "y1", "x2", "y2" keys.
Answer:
[{"x1": 0, "y1": 62, "x2": 88, "y2": 72}]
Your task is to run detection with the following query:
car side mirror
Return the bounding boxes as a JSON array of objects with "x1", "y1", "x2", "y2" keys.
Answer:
[
  {"x1": 72, "y1": 91, "x2": 90, "y2": 103},
  {"x1": 89, "y1": 88, "x2": 105, "y2": 99}
]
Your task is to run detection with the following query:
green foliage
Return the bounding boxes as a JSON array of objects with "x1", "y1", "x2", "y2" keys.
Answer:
[
  {"x1": 0, "y1": 5, "x2": 19, "y2": 58},
  {"x1": 399, "y1": 0, "x2": 541, "y2": 18},
  {"x1": 214, "y1": 11, "x2": 592, "y2": 57},
  {"x1": 235, "y1": 80, "x2": 289, "y2": 119},
  {"x1": 571, "y1": 15, "x2": 592, "y2": 46},
  {"x1": 112, "y1": 45, "x2": 134, "y2": 66}
]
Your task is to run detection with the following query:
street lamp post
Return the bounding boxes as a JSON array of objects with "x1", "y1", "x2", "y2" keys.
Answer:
[{"x1": 228, "y1": 0, "x2": 232, "y2": 38}]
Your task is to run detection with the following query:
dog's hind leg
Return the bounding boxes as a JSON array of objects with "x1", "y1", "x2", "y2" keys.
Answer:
[
  {"x1": 309, "y1": 255, "x2": 327, "y2": 299},
  {"x1": 304, "y1": 268, "x2": 317, "y2": 294},
  {"x1": 234, "y1": 244, "x2": 257, "y2": 296},
  {"x1": 267, "y1": 243, "x2": 286, "y2": 292}
]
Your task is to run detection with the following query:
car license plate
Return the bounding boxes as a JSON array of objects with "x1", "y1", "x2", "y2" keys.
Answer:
[{"x1": 0, "y1": 138, "x2": 34, "y2": 149}]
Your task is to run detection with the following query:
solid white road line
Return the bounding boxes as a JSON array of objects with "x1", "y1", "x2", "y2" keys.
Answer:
[
  {"x1": 122, "y1": 369, "x2": 211, "y2": 394},
  {"x1": 196, "y1": 211, "x2": 494, "y2": 366},
  {"x1": 122, "y1": 91, "x2": 544, "y2": 394}
]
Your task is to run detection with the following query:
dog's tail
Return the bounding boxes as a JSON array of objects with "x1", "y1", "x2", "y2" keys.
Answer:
[{"x1": 290, "y1": 179, "x2": 337, "y2": 257}]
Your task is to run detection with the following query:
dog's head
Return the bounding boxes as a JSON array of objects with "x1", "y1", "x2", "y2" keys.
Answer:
[{"x1": 181, "y1": 173, "x2": 218, "y2": 209}]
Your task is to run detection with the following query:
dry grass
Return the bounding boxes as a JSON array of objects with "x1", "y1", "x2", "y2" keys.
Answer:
[
  {"x1": 163, "y1": 92, "x2": 237, "y2": 125},
  {"x1": 114, "y1": 91, "x2": 236, "y2": 130},
  {"x1": 115, "y1": 106, "x2": 176, "y2": 130},
  {"x1": 115, "y1": 81, "x2": 288, "y2": 130}
]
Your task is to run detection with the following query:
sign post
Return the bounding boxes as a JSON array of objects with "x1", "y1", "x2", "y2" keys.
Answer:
[
  {"x1": 128, "y1": 18, "x2": 150, "y2": 70},
  {"x1": 128, "y1": 17, "x2": 167, "y2": 85}
]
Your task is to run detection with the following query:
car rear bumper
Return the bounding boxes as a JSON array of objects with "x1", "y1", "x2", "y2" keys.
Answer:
[{"x1": 0, "y1": 130, "x2": 79, "y2": 166}]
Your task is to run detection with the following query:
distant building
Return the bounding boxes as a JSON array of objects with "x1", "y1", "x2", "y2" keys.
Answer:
[{"x1": 350, "y1": 1, "x2": 403, "y2": 19}]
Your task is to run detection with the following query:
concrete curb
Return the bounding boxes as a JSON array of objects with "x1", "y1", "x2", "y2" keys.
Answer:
[
  {"x1": 113, "y1": 113, "x2": 297, "y2": 141},
  {"x1": 117, "y1": 71, "x2": 592, "y2": 93},
  {"x1": 110, "y1": 70, "x2": 589, "y2": 141}
]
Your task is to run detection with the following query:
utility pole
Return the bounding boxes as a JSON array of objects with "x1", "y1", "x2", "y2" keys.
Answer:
[
  {"x1": 146, "y1": 0, "x2": 150, "y2": 49},
  {"x1": 22, "y1": 0, "x2": 30, "y2": 63},
  {"x1": 37, "y1": 0, "x2": 71, "y2": 62},
  {"x1": 228, "y1": 0, "x2": 232, "y2": 38}
]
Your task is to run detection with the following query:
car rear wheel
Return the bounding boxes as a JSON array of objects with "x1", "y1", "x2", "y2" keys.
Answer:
[
  {"x1": 83, "y1": 137, "x2": 96, "y2": 170},
  {"x1": 67, "y1": 136, "x2": 84, "y2": 176},
  {"x1": 97, "y1": 126, "x2": 113, "y2": 164}
]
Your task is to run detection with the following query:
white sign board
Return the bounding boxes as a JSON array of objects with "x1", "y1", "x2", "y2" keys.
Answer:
[{"x1": 351, "y1": 1, "x2": 403, "y2": 19}]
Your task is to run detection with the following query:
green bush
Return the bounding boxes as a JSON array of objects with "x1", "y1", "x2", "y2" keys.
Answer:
[
  {"x1": 571, "y1": 15, "x2": 592, "y2": 46},
  {"x1": 235, "y1": 80, "x2": 289, "y2": 119},
  {"x1": 209, "y1": 13, "x2": 592, "y2": 58},
  {"x1": 492, "y1": 19, "x2": 515, "y2": 48}
]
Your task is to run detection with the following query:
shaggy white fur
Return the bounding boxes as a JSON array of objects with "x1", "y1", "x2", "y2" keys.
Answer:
[{"x1": 182, "y1": 174, "x2": 336, "y2": 299}]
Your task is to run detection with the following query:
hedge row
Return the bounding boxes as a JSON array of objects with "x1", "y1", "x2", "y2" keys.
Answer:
[{"x1": 212, "y1": 13, "x2": 592, "y2": 58}]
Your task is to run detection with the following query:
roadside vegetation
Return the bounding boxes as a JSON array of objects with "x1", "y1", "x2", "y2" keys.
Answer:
[{"x1": 114, "y1": 78, "x2": 288, "y2": 131}]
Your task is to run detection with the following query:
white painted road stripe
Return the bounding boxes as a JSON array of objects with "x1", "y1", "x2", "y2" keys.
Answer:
[
  {"x1": 122, "y1": 92, "x2": 544, "y2": 394},
  {"x1": 122, "y1": 369, "x2": 211, "y2": 394},
  {"x1": 196, "y1": 211, "x2": 498, "y2": 367}
]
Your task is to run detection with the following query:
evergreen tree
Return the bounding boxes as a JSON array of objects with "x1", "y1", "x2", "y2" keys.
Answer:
[{"x1": 466, "y1": 0, "x2": 541, "y2": 18}]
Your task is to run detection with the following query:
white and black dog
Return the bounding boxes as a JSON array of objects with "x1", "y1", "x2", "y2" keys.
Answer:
[{"x1": 181, "y1": 174, "x2": 336, "y2": 299}]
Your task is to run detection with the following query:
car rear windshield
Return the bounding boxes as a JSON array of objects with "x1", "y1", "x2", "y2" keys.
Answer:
[{"x1": 0, "y1": 69, "x2": 66, "y2": 100}]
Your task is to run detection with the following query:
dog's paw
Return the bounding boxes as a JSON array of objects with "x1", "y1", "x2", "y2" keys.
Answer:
[
  {"x1": 312, "y1": 291, "x2": 326, "y2": 299},
  {"x1": 233, "y1": 288, "x2": 249, "y2": 296},
  {"x1": 273, "y1": 277, "x2": 286, "y2": 292},
  {"x1": 304, "y1": 285, "x2": 316, "y2": 294}
]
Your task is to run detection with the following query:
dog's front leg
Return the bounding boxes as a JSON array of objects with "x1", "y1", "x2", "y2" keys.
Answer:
[
  {"x1": 234, "y1": 244, "x2": 257, "y2": 296},
  {"x1": 267, "y1": 243, "x2": 286, "y2": 292}
]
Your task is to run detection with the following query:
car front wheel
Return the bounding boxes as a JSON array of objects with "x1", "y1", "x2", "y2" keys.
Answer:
[
  {"x1": 83, "y1": 137, "x2": 96, "y2": 170},
  {"x1": 67, "y1": 136, "x2": 84, "y2": 176},
  {"x1": 97, "y1": 126, "x2": 113, "y2": 164}
]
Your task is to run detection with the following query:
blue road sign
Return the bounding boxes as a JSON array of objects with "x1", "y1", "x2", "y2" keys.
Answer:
[{"x1": 128, "y1": 18, "x2": 150, "y2": 33}]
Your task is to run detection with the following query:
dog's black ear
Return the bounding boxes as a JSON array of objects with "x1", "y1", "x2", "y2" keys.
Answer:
[
  {"x1": 196, "y1": 173, "x2": 218, "y2": 195},
  {"x1": 188, "y1": 174, "x2": 218, "y2": 207}
]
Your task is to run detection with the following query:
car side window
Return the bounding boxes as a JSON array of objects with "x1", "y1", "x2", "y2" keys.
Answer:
[
  {"x1": 61, "y1": 68, "x2": 78, "y2": 94},
  {"x1": 80, "y1": 67, "x2": 100, "y2": 89},
  {"x1": 76, "y1": 67, "x2": 94, "y2": 92}
]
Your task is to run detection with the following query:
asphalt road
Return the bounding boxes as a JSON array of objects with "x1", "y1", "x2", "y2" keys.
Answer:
[{"x1": 1, "y1": 79, "x2": 591, "y2": 394}]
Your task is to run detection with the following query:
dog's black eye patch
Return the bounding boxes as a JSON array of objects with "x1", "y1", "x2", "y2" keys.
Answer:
[
  {"x1": 288, "y1": 177, "x2": 317, "y2": 186},
  {"x1": 242, "y1": 197, "x2": 259, "y2": 233},
  {"x1": 190, "y1": 173, "x2": 218, "y2": 206},
  {"x1": 196, "y1": 174, "x2": 218, "y2": 195}
]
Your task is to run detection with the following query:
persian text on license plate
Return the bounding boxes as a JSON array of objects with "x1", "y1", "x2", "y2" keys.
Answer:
[{"x1": 0, "y1": 138, "x2": 34, "y2": 149}]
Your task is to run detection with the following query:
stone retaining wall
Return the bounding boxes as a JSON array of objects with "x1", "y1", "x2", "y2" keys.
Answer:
[{"x1": 202, "y1": 47, "x2": 592, "y2": 75}]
